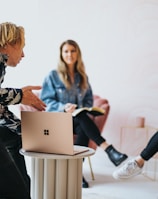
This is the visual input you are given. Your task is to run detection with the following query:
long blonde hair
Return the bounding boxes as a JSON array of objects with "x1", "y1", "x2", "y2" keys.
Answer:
[
  {"x1": 0, "y1": 22, "x2": 25, "y2": 49},
  {"x1": 57, "y1": 40, "x2": 88, "y2": 90}
]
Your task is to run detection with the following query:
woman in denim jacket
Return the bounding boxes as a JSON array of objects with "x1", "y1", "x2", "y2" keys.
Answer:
[{"x1": 40, "y1": 39, "x2": 128, "y2": 188}]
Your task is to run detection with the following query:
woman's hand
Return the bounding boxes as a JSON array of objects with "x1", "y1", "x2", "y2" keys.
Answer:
[
  {"x1": 21, "y1": 86, "x2": 46, "y2": 111},
  {"x1": 64, "y1": 103, "x2": 77, "y2": 113}
]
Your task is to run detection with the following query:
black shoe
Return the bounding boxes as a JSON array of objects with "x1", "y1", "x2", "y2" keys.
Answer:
[
  {"x1": 82, "y1": 176, "x2": 89, "y2": 188},
  {"x1": 105, "y1": 145, "x2": 128, "y2": 166}
]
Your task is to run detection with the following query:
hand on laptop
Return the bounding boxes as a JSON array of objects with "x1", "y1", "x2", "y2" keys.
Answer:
[{"x1": 21, "y1": 86, "x2": 46, "y2": 111}]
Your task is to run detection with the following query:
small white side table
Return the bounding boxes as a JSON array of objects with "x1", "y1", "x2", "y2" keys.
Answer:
[{"x1": 20, "y1": 146, "x2": 95, "y2": 199}]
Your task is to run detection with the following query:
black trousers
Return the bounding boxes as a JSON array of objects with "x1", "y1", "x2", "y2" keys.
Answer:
[
  {"x1": 0, "y1": 127, "x2": 31, "y2": 199},
  {"x1": 140, "y1": 131, "x2": 158, "y2": 161},
  {"x1": 73, "y1": 112, "x2": 105, "y2": 147}
]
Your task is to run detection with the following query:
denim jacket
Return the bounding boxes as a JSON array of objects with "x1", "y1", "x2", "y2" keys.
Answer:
[
  {"x1": 0, "y1": 54, "x2": 22, "y2": 134},
  {"x1": 40, "y1": 70, "x2": 93, "y2": 112}
]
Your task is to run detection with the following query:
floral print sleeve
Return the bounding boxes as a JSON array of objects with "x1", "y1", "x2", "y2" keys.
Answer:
[
  {"x1": 0, "y1": 88, "x2": 22, "y2": 105},
  {"x1": 0, "y1": 54, "x2": 22, "y2": 134},
  {"x1": 0, "y1": 54, "x2": 22, "y2": 105}
]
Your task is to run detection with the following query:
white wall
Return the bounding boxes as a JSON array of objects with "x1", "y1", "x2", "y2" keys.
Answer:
[{"x1": 1, "y1": 0, "x2": 158, "y2": 151}]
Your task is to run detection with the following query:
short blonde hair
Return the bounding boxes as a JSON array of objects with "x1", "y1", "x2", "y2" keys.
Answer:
[{"x1": 0, "y1": 22, "x2": 25, "y2": 48}]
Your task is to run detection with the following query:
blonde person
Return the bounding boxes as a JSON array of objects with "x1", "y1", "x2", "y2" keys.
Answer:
[
  {"x1": 113, "y1": 131, "x2": 158, "y2": 180},
  {"x1": 0, "y1": 22, "x2": 46, "y2": 198},
  {"x1": 40, "y1": 39, "x2": 128, "y2": 188}
]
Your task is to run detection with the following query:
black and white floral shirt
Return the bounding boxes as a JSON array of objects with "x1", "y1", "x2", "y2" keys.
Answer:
[{"x1": 0, "y1": 54, "x2": 22, "y2": 134}]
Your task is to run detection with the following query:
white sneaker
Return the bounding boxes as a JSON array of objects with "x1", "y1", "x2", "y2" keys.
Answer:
[{"x1": 112, "y1": 159, "x2": 143, "y2": 180}]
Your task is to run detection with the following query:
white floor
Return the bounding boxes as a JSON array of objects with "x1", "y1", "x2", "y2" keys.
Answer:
[
  {"x1": 82, "y1": 148, "x2": 158, "y2": 199},
  {"x1": 25, "y1": 148, "x2": 158, "y2": 199}
]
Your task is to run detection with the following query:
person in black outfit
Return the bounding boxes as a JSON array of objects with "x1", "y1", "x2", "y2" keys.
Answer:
[
  {"x1": 113, "y1": 131, "x2": 158, "y2": 180},
  {"x1": 0, "y1": 22, "x2": 46, "y2": 198}
]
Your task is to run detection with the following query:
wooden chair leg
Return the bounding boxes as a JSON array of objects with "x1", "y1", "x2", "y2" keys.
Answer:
[{"x1": 87, "y1": 156, "x2": 95, "y2": 180}]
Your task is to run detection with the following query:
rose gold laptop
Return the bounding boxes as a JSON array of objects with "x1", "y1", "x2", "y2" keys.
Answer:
[{"x1": 21, "y1": 111, "x2": 89, "y2": 155}]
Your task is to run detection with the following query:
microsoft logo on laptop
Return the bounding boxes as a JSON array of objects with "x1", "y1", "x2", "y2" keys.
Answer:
[{"x1": 43, "y1": 129, "x2": 49, "y2": 135}]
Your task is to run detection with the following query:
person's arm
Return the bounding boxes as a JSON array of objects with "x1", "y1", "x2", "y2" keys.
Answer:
[
  {"x1": 0, "y1": 86, "x2": 46, "y2": 111},
  {"x1": 0, "y1": 88, "x2": 22, "y2": 105},
  {"x1": 0, "y1": 56, "x2": 21, "y2": 105},
  {"x1": 82, "y1": 78, "x2": 93, "y2": 108},
  {"x1": 40, "y1": 71, "x2": 65, "y2": 112},
  {"x1": 21, "y1": 86, "x2": 46, "y2": 111}
]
